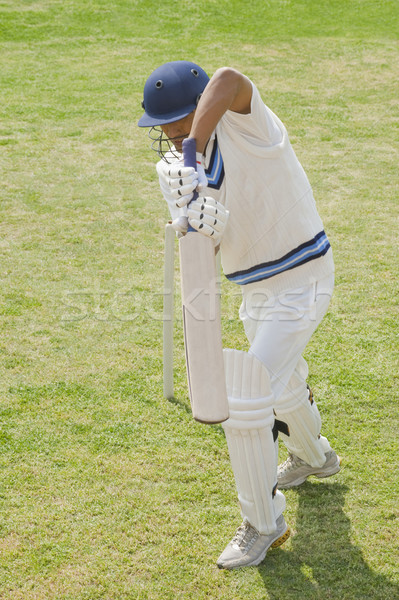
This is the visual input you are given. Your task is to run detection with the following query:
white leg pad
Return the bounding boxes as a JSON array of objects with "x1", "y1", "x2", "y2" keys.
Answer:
[
  {"x1": 222, "y1": 350, "x2": 285, "y2": 535},
  {"x1": 275, "y1": 385, "x2": 331, "y2": 468}
]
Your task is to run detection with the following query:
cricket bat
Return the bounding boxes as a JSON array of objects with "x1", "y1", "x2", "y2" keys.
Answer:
[{"x1": 179, "y1": 137, "x2": 229, "y2": 424}]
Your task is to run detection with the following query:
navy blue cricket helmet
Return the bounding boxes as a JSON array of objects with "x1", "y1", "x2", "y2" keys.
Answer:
[{"x1": 138, "y1": 61, "x2": 210, "y2": 127}]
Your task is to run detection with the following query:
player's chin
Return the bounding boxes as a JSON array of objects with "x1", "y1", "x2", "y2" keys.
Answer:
[{"x1": 173, "y1": 136, "x2": 188, "y2": 152}]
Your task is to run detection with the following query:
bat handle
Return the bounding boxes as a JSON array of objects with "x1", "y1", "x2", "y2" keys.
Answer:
[{"x1": 182, "y1": 137, "x2": 198, "y2": 233}]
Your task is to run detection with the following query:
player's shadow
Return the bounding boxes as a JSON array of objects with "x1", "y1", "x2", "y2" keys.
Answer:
[
  {"x1": 167, "y1": 395, "x2": 193, "y2": 416},
  {"x1": 258, "y1": 482, "x2": 398, "y2": 600}
]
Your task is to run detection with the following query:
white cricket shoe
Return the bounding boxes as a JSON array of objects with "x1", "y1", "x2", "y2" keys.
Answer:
[
  {"x1": 277, "y1": 450, "x2": 341, "y2": 489},
  {"x1": 217, "y1": 515, "x2": 290, "y2": 570}
]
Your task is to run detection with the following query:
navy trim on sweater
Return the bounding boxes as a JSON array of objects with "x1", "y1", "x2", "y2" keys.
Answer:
[
  {"x1": 205, "y1": 136, "x2": 225, "y2": 190},
  {"x1": 225, "y1": 230, "x2": 330, "y2": 285}
]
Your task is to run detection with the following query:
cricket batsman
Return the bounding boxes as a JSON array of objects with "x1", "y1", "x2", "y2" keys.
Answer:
[{"x1": 138, "y1": 61, "x2": 341, "y2": 569}]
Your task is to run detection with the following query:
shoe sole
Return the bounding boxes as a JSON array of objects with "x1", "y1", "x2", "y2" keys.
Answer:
[
  {"x1": 271, "y1": 526, "x2": 291, "y2": 549},
  {"x1": 278, "y1": 456, "x2": 342, "y2": 490}
]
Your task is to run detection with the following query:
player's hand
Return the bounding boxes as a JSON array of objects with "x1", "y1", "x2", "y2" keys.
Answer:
[
  {"x1": 166, "y1": 153, "x2": 208, "y2": 208},
  {"x1": 170, "y1": 215, "x2": 188, "y2": 237},
  {"x1": 187, "y1": 197, "x2": 229, "y2": 245}
]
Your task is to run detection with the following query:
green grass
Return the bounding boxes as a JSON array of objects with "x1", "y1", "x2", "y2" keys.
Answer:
[{"x1": 0, "y1": 1, "x2": 398, "y2": 598}]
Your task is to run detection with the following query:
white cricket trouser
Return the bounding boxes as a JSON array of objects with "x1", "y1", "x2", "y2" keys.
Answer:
[
  {"x1": 239, "y1": 273, "x2": 335, "y2": 464},
  {"x1": 221, "y1": 274, "x2": 334, "y2": 535}
]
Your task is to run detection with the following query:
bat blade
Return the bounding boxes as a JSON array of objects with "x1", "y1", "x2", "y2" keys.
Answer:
[
  {"x1": 178, "y1": 136, "x2": 229, "y2": 424},
  {"x1": 179, "y1": 231, "x2": 229, "y2": 423}
]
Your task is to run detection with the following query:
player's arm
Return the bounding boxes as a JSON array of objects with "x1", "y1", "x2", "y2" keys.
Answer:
[
  {"x1": 189, "y1": 67, "x2": 253, "y2": 153},
  {"x1": 165, "y1": 68, "x2": 252, "y2": 205},
  {"x1": 163, "y1": 68, "x2": 246, "y2": 241}
]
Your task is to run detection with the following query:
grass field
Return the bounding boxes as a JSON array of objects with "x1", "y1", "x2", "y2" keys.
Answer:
[{"x1": 0, "y1": 1, "x2": 398, "y2": 598}]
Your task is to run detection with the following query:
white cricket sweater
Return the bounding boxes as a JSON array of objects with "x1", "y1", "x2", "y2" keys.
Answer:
[{"x1": 157, "y1": 81, "x2": 334, "y2": 296}]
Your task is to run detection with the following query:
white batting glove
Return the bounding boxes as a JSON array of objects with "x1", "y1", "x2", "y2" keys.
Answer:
[
  {"x1": 170, "y1": 215, "x2": 188, "y2": 237},
  {"x1": 193, "y1": 153, "x2": 208, "y2": 193},
  {"x1": 166, "y1": 153, "x2": 208, "y2": 208},
  {"x1": 187, "y1": 197, "x2": 229, "y2": 245}
]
